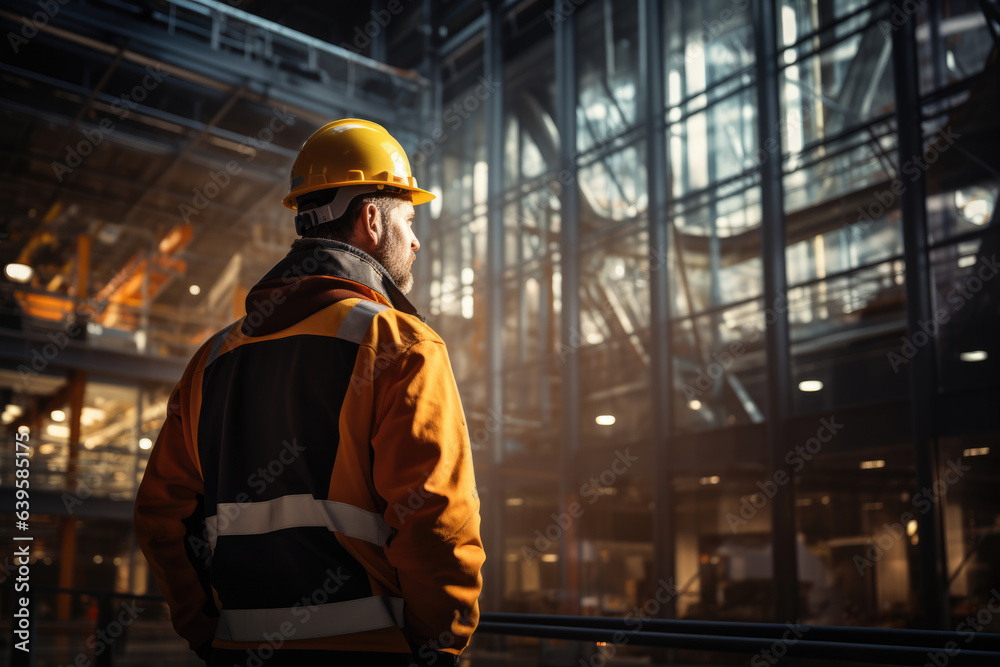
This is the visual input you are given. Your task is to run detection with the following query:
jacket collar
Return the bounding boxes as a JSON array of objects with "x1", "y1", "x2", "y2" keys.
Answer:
[{"x1": 260, "y1": 238, "x2": 423, "y2": 320}]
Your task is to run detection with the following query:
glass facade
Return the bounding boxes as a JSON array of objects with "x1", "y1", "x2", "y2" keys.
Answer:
[{"x1": 425, "y1": 0, "x2": 1000, "y2": 641}]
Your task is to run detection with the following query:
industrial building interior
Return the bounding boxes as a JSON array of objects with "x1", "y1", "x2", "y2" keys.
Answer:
[{"x1": 0, "y1": 0, "x2": 998, "y2": 664}]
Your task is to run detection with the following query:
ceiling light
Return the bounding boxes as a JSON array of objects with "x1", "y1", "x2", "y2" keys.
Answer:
[
  {"x1": 860, "y1": 459, "x2": 886, "y2": 470},
  {"x1": 39, "y1": 443, "x2": 55, "y2": 455},
  {"x1": 595, "y1": 415, "x2": 616, "y2": 426},
  {"x1": 906, "y1": 520, "x2": 918, "y2": 536},
  {"x1": 689, "y1": 399, "x2": 702, "y2": 410},
  {"x1": 959, "y1": 350, "x2": 988, "y2": 362},
  {"x1": 963, "y1": 447, "x2": 989, "y2": 457},
  {"x1": 189, "y1": 284, "x2": 201, "y2": 295},
  {"x1": 699, "y1": 476, "x2": 720, "y2": 485},
  {"x1": 4, "y1": 263, "x2": 33, "y2": 283},
  {"x1": 798, "y1": 380, "x2": 823, "y2": 392},
  {"x1": 505, "y1": 498, "x2": 524, "y2": 507},
  {"x1": 5, "y1": 405, "x2": 23, "y2": 417},
  {"x1": 540, "y1": 554, "x2": 559, "y2": 563},
  {"x1": 139, "y1": 438, "x2": 153, "y2": 450},
  {"x1": 17, "y1": 426, "x2": 29, "y2": 436},
  {"x1": 50, "y1": 409, "x2": 66, "y2": 422}
]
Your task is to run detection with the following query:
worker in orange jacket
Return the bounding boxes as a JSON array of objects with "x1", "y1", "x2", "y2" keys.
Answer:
[{"x1": 134, "y1": 119, "x2": 485, "y2": 667}]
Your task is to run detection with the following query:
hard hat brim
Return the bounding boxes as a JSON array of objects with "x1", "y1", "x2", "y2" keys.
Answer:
[{"x1": 282, "y1": 181, "x2": 436, "y2": 210}]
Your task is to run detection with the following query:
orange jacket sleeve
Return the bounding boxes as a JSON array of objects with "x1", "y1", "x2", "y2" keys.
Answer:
[
  {"x1": 134, "y1": 382, "x2": 218, "y2": 653},
  {"x1": 371, "y1": 338, "x2": 485, "y2": 656}
]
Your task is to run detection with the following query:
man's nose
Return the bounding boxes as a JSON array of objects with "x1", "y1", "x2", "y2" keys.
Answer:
[{"x1": 411, "y1": 234, "x2": 421, "y2": 252}]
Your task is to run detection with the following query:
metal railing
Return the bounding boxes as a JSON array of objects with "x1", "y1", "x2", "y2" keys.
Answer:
[{"x1": 11, "y1": 589, "x2": 1000, "y2": 666}]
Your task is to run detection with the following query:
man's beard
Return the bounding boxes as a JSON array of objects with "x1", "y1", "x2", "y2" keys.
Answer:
[{"x1": 371, "y1": 220, "x2": 414, "y2": 294}]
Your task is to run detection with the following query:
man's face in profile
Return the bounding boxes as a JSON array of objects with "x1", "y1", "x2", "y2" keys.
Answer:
[{"x1": 371, "y1": 199, "x2": 419, "y2": 294}]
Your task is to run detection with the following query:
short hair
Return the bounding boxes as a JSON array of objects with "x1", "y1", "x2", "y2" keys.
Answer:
[{"x1": 296, "y1": 189, "x2": 409, "y2": 243}]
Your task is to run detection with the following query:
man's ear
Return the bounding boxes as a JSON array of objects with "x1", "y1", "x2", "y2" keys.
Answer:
[{"x1": 357, "y1": 202, "x2": 381, "y2": 251}]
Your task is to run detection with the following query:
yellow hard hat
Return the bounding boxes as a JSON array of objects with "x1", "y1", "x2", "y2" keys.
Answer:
[{"x1": 282, "y1": 118, "x2": 435, "y2": 210}]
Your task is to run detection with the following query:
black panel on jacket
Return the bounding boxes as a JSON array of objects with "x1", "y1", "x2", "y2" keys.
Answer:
[
  {"x1": 211, "y1": 528, "x2": 374, "y2": 610},
  {"x1": 197, "y1": 334, "x2": 359, "y2": 509}
]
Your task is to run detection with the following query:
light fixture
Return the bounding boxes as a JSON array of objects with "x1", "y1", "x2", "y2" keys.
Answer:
[
  {"x1": 39, "y1": 443, "x2": 55, "y2": 455},
  {"x1": 959, "y1": 350, "x2": 988, "y2": 363},
  {"x1": 906, "y1": 520, "x2": 918, "y2": 536},
  {"x1": 5, "y1": 405, "x2": 23, "y2": 417},
  {"x1": 139, "y1": 438, "x2": 153, "y2": 450},
  {"x1": 821, "y1": 495, "x2": 831, "y2": 505},
  {"x1": 17, "y1": 425, "x2": 30, "y2": 436},
  {"x1": 860, "y1": 459, "x2": 886, "y2": 470},
  {"x1": 93, "y1": 555, "x2": 103, "y2": 565},
  {"x1": 798, "y1": 380, "x2": 824, "y2": 392},
  {"x1": 45, "y1": 424, "x2": 70, "y2": 439},
  {"x1": 963, "y1": 447, "x2": 990, "y2": 457},
  {"x1": 699, "y1": 475, "x2": 720, "y2": 485},
  {"x1": 505, "y1": 498, "x2": 525, "y2": 507},
  {"x1": 189, "y1": 284, "x2": 201, "y2": 296},
  {"x1": 954, "y1": 187, "x2": 994, "y2": 226},
  {"x1": 4, "y1": 263, "x2": 33, "y2": 283},
  {"x1": 689, "y1": 399, "x2": 702, "y2": 410},
  {"x1": 50, "y1": 409, "x2": 66, "y2": 422},
  {"x1": 540, "y1": 554, "x2": 559, "y2": 563},
  {"x1": 595, "y1": 415, "x2": 616, "y2": 426}
]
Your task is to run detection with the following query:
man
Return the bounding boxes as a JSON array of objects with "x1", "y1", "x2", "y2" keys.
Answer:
[{"x1": 134, "y1": 119, "x2": 485, "y2": 667}]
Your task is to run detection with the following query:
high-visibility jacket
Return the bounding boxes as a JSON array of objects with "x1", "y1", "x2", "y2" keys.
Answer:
[{"x1": 134, "y1": 238, "x2": 485, "y2": 660}]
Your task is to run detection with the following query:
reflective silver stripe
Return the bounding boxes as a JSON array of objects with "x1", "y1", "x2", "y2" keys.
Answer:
[
  {"x1": 205, "y1": 323, "x2": 236, "y2": 367},
  {"x1": 205, "y1": 494, "x2": 392, "y2": 550},
  {"x1": 336, "y1": 299, "x2": 389, "y2": 344},
  {"x1": 215, "y1": 596, "x2": 406, "y2": 641}
]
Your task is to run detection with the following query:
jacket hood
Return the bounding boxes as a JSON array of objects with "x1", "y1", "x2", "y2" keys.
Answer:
[{"x1": 242, "y1": 238, "x2": 423, "y2": 337}]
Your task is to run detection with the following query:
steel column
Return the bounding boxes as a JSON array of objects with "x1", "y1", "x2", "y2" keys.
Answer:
[
  {"x1": 484, "y1": 0, "x2": 506, "y2": 615},
  {"x1": 555, "y1": 0, "x2": 581, "y2": 615},
  {"x1": 889, "y1": 0, "x2": 949, "y2": 631},
  {"x1": 640, "y1": 0, "x2": 677, "y2": 619},
  {"x1": 753, "y1": 0, "x2": 798, "y2": 623}
]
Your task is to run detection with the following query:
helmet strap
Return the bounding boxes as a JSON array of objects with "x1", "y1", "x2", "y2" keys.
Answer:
[{"x1": 294, "y1": 184, "x2": 379, "y2": 235}]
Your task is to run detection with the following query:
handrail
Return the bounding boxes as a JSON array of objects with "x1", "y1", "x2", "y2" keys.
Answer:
[
  {"x1": 478, "y1": 612, "x2": 1000, "y2": 666},
  {"x1": 20, "y1": 590, "x2": 1000, "y2": 665}
]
